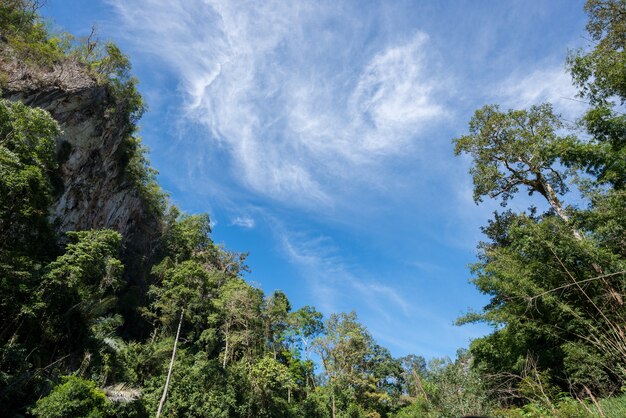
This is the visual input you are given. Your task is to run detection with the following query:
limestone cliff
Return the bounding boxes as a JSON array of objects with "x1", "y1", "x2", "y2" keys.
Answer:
[{"x1": 1, "y1": 45, "x2": 161, "y2": 269}]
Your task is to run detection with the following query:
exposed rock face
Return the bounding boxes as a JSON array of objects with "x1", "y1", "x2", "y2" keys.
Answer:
[{"x1": 1, "y1": 52, "x2": 161, "y2": 268}]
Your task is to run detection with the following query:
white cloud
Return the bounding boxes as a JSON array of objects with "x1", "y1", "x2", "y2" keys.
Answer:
[
  {"x1": 231, "y1": 216, "x2": 255, "y2": 229},
  {"x1": 349, "y1": 33, "x2": 446, "y2": 150},
  {"x1": 495, "y1": 65, "x2": 586, "y2": 119},
  {"x1": 272, "y1": 223, "x2": 490, "y2": 357},
  {"x1": 278, "y1": 228, "x2": 412, "y2": 320},
  {"x1": 107, "y1": 0, "x2": 448, "y2": 207}
]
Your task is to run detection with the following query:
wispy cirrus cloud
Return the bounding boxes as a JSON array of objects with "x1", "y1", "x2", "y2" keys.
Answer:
[
  {"x1": 90, "y1": 0, "x2": 587, "y2": 358},
  {"x1": 231, "y1": 216, "x2": 255, "y2": 229},
  {"x1": 272, "y1": 223, "x2": 489, "y2": 357},
  {"x1": 495, "y1": 65, "x2": 586, "y2": 118},
  {"x1": 278, "y1": 228, "x2": 412, "y2": 320},
  {"x1": 107, "y1": 0, "x2": 448, "y2": 208}
]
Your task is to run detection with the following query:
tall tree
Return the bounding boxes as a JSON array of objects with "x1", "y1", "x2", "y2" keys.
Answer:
[
  {"x1": 454, "y1": 0, "x2": 626, "y2": 401},
  {"x1": 314, "y1": 311, "x2": 393, "y2": 418},
  {"x1": 453, "y1": 103, "x2": 576, "y2": 225},
  {"x1": 567, "y1": 0, "x2": 626, "y2": 187},
  {"x1": 215, "y1": 279, "x2": 264, "y2": 369},
  {"x1": 263, "y1": 290, "x2": 291, "y2": 359},
  {"x1": 0, "y1": 98, "x2": 59, "y2": 256},
  {"x1": 286, "y1": 305, "x2": 324, "y2": 361}
]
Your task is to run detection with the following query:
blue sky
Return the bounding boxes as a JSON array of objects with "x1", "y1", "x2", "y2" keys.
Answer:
[{"x1": 42, "y1": 0, "x2": 589, "y2": 359}]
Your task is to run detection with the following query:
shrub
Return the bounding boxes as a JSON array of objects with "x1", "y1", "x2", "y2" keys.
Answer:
[{"x1": 32, "y1": 376, "x2": 111, "y2": 418}]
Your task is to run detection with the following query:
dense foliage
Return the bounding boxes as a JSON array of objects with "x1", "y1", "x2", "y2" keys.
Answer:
[
  {"x1": 2, "y1": 0, "x2": 626, "y2": 417},
  {"x1": 452, "y1": 0, "x2": 626, "y2": 415}
]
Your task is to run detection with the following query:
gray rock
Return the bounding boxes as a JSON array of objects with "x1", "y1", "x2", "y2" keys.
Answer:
[{"x1": 1, "y1": 52, "x2": 162, "y2": 270}]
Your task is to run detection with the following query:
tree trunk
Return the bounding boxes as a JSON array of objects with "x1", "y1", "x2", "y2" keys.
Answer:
[
  {"x1": 222, "y1": 320, "x2": 230, "y2": 369},
  {"x1": 541, "y1": 180, "x2": 574, "y2": 227},
  {"x1": 156, "y1": 307, "x2": 184, "y2": 418},
  {"x1": 541, "y1": 180, "x2": 621, "y2": 304},
  {"x1": 412, "y1": 369, "x2": 429, "y2": 401},
  {"x1": 223, "y1": 334, "x2": 229, "y2": 369}
]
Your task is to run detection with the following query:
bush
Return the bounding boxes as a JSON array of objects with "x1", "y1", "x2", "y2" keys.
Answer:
[
  {"x1": 32, "y1": 376, "x2": 111, "y2": 418},
  {"x1": 0, "y1": 0, "x2": 70, "y2": 66}
]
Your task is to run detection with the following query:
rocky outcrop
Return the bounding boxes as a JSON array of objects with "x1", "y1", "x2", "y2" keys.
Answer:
[{"x1": 1, "y1": 49, "x2": 161, "y2": 270}]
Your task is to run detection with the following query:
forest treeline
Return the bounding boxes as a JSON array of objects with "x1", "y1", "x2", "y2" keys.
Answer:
[{"x1": 0, "y1": 0, "x2": 625, "y2": 417}]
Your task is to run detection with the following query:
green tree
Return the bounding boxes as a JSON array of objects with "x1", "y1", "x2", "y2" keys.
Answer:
[
  {"x1": 0, "y1": 98, "x2": 61, "y2": 413},
  {"x1": 569, "y1": 0, "x2": 626, "y2": 105},
  {"x1": 1, "y1": 230, "x2": 124, "y2": 413},
  {"x1": 0, "y1": 98, "x2": 59, "y2": 256},
  {"x1": 263, "y1": 290, "x2": 291, "y2": 359},
  {"x1": 566, "y1": 0, "x2": 626, "y2": 188},
  {"x1": 425, "y1": 351, "x2": 493, "y2": 418},
  {"x1": 249, "y1": 355, "x2": 296, "y2": 417},
  {"x1": 149, "y1": 259, "x2": 213, "y2": 334},
  {"x1": 36, "y1": 230, "x2": 124, "y2": 358},
  {"x1": 287, "y1": 305, "x2": 324, "y2": 360},
  {"x1": 314, "y1": 312, "x2": 400, "y2": 418},
  {"x1": 453, "y1": 103, "x2": 575, "y2": 224},
  {"x1": 459, "y1": 208, "x2": 625, "y2": 396},
  {"x1": 215, "y1": 279, "x2": 264, "y2": 368},
  {"x1": 454, "y1": 0, "x2": 626, "y2": 403}
]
